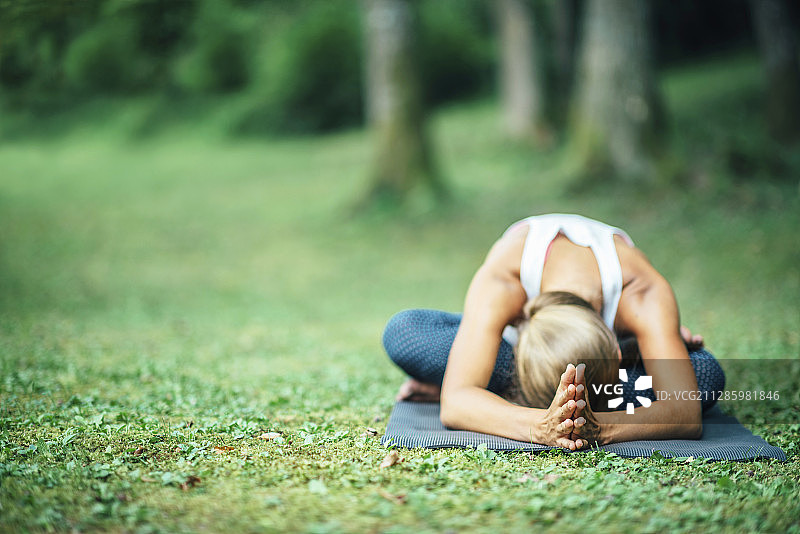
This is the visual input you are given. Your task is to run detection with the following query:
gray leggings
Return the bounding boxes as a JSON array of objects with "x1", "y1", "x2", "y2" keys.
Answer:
[{"x1": 383, "y1": 309, "x2": 726, "y2": 411}]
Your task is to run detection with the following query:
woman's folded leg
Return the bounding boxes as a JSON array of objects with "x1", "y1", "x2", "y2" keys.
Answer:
[
  {"x1": 622, "y1": 348, "x2": 726, "y2": 412},
  {"x1": 382, "y1": 309, "x2": 515, "y2": 395}
]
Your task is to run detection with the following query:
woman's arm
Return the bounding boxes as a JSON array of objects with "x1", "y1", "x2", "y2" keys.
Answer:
[
  {"x1": 575, "y1": 275, "x2": 703, "y2": 445},
  {"x1": 439, "y1": 232, "x2": 586, "y2": 448}
]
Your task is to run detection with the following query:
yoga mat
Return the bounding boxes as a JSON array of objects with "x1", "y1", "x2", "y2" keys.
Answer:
[{"x1": 381, "y1": 401, "x2": 786, "y2": 461}]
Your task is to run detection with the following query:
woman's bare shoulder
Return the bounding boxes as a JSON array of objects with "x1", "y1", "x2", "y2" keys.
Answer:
[
  {"x1": 463, "y1": 223, "x2": 528, "y2": 326},
  {"x1": 615, "y1": 238, "x2": 678, "y2": 332},
  {"x1": 615, "y1": 235, "x2": 663, "y2": 288},
  {"x1": 484, "y1": 222, "x2": 528, "y2": 275}
]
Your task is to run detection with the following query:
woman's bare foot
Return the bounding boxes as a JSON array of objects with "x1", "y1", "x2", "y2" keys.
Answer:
[{"x1": 396, "y1": 378, "x2": 441, "y2": 402}]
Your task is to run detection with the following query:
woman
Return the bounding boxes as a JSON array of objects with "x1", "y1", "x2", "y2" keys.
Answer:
[{"x1": 382, "y1": 214, "x2": 725, "y2": 449}]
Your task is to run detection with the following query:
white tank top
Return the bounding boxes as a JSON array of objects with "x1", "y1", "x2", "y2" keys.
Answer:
[{"x1": 501, "y1": 214, "x2": 634, "y2": 346}]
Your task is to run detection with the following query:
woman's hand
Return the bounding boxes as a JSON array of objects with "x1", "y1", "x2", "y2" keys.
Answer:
[
  {"x1": 570, "y1": 363, "x2": 602, "y2": 448},
  {"x1": 536, "y1": 364, "x2": 585, "y2": 450},
  {"x1": 680, "y1": 325, "x2": 704, "y2": 349}
]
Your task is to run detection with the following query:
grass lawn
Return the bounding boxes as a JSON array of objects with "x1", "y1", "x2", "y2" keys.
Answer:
[{"x1": 1, "y1": 53, "x2": 798, "y2": 532}]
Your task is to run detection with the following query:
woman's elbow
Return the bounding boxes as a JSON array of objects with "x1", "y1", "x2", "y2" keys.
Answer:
[
  {"x1": 439, "y1": 409, "x2": 454, "y2": 429},
  {"x1": 676, "y1": 401, "x2": 703, "y2": 439},
  {"x1": 439, "y1": 391, "x2": 463, "y2": 429},
  {"x1": 686, "y1": 421, "x2": 703, "y2": 439},
  {"x1": 676, "y1": 414, "x2": 703, "y2": 439},
  {"x1": 439, "y1": 400, "x2": 457, "y2": 428}
]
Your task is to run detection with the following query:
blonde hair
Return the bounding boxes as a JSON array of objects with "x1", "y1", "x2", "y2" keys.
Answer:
[{"x1": 512, "y1": 291, "x2": 619, "y2": 409}]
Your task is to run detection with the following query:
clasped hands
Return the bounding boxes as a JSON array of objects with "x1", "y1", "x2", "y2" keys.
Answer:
[{"x1": 537, "y1": 363, "x2": 600, "y2": 450}]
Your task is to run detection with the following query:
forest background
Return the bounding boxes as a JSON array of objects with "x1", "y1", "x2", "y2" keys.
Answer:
[{"x1": 1, "y1": 0, "x2": 799, "y2": 532}]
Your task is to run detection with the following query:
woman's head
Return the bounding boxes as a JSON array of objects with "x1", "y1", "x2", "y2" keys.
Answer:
[{"x1": 513, "y1": 291, "x2": 619, "y2": 409}]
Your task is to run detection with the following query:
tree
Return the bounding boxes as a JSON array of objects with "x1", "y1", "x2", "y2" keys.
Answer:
[
  {"x1": 362, "y1": 0, "x2": 443, "y2": 205},
  {"x1": 750, "y1": 0, "x2": 800, "y2": 143},
  {"x1": 549, "y1": 0, "x2": 577, "y2": 122},
  {"x1": 495, "y1": 0, "x2": 548, "y2": 142},
  {"x1": 571, "y1": 0, "x2": 665, "y2": 181}
]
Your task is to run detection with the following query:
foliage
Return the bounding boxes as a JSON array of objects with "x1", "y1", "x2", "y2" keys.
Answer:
[
  {"x1": 63, "y1": 14, "x2": 151, "y2": 93},
  {"x1": 0, "y1": 24, "x2": 60, "y2": 92},
  {"x1": 0, "y1": 0, "x2": 101, "y2": 93},
  {"x1": 27, "y1": 0, "x2": 196, "y2": 95},
  {"x1": 1, "y1": 0, "x2": 498, "y2": 134},
  {"x1": 235, "y1": 0, "x2": 495, "y2": 135},
  {"x1": 1, "y1": 0, "x2": 777, "y2": 136},
  {"x1": 653, "y1": 0, "x2": 757, "y2": 65},
  {"x1": 235, "y1": 0, "x2": 364, "y2": 134},
  {"x1": 418, "y1": 0, "x2": 495, "y2": 106},
  {"x1": 172, "y1": 0, "x2": 251, "y2": 93}
]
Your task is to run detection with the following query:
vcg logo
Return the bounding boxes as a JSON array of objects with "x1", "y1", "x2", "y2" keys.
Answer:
[{"x1": 591, "y1": 369, "x2": 653, "y2": 414}]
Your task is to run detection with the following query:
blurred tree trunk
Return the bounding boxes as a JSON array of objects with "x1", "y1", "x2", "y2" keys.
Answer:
[
  {"x1": 362, "y1": 0, "x2": 443, "y2": 206},
  {"x1": 550, "y1": 0, "x2": 576, "y2": 122},
  {"x1": 750, "y1": 0, "x2": 800, "y2": 143},
  {"x1": 496, "y1": 0, "x2": 548, "y2": 142},
  {"x1": 572, "y1": 0, "x2": 665, "y2": 181}
]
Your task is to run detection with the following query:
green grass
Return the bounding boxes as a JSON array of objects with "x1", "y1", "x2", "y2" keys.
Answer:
[{"x1": 1, "y1": 53, "x2": 799, "y2": 533}]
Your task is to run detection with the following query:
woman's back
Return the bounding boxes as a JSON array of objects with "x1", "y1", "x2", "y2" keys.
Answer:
[{"x1": 496, "y1": 215, "x2": 657, "y2": 338}]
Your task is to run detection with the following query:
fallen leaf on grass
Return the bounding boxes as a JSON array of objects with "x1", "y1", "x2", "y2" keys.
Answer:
[
  {"x1": 516, "y1": 472, "x2": 560, "y2": 484},
  {"x1": 378, "y1": 489, "x2": 407, "y2": 504},
  {"x1": 363, "y1": 428, "x2": 379, "y2": 437},
  {"x1": 277, "y1": 414, "x2": 297, "y2": 423},
  {"x1": 259, "y1": 432, "x2": 282, "y2": 441},
  {"x1": 379, "y1": 450, "x2": 402, "y2": 469},
  {"x1": 213, "y1": 446, "x2": 235, "y2": 454},
  {"x1": 180, "y1": 475, "x2": 201, "y2": 491},
  {"x1": 140, "y1": 475, "x2": 157, "y2": 483},
  {"x1": 308, "y1": 479, "x2": 328, "y2": 495}
]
